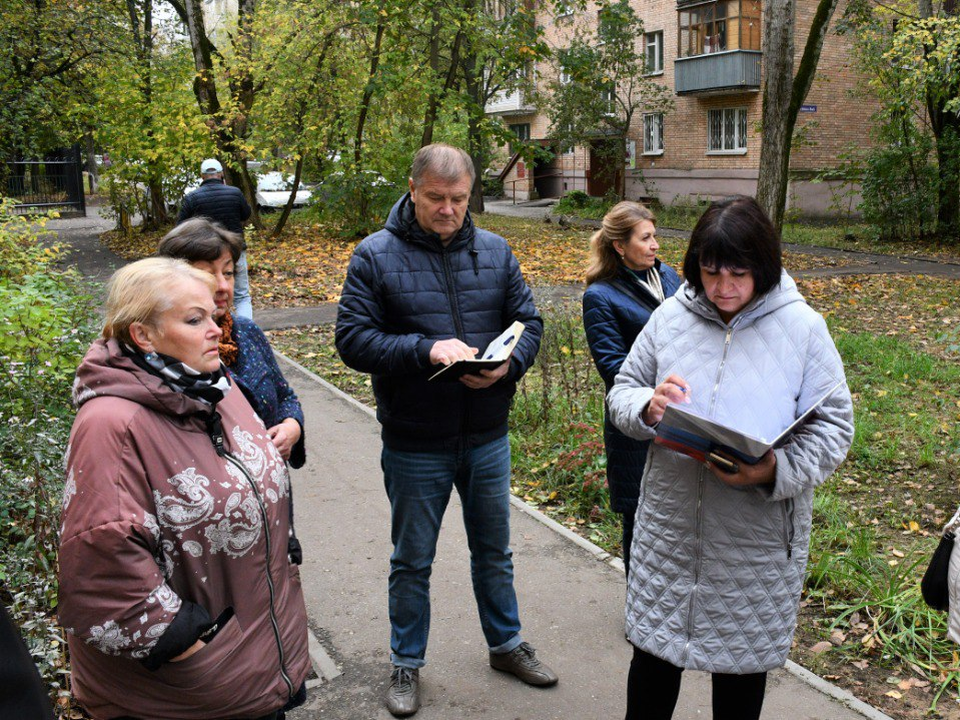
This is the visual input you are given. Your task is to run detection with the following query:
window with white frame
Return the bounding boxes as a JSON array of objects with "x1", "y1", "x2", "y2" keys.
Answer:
[
  {"x1": 509, "y1": 123, "x2": 530, "y2": 142},
  {"x1": 597, "y1": 7, "x2": 615, "y2": 43},
  {"x1": 508, "y1": 123, "x2": 530, "y2": 154},
  {"x1": 643, "y1": 113, "x2": 664, "y2": 154},
  {"x1": 556, "y1": 1, "x2": 574, "y2": 18},
  {"x1": 645, "y1": 31, "x2": 664, "y2": 74},
  {"x1": 601, "y1": 84, "x2": 617, "y2": 116},
  {"x1": 707, "y1": 107, "x2": 747, "y2": 152},
  {"x1": 485, "y1": 0, "x2": 517, "y2": 19}
]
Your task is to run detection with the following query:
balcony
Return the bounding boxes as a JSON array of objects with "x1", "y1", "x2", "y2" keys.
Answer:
[
  {"x1": 674, "y1": 49, "x2": 761, "y2": 95},
  {"x1": 485, "y1": 89, "x2": 535, "y2": 117}
]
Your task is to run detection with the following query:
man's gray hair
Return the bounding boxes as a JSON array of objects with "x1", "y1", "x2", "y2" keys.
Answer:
[{"x1": 410, "y1": 143, "x2": 476, "y2": 187}]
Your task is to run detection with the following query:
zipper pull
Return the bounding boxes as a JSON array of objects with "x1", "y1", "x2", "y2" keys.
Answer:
[{"x1": 204, "y1": 411, "x2": 226, "y2": 457}]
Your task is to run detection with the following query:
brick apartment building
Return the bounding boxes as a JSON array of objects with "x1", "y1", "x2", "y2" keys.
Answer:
[{"x1": 490, "y1": 0, "x2": 872, "y2": 217}]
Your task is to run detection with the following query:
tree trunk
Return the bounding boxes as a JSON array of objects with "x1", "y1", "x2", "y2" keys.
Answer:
[
  {"x1": 183, "y1": 0, "x2": 221, "y2": 119},
  {"x1": 931, "y1": 110, "x2": 960, "y2": 239},
  {"x1": 757, "y1": 0, "x2": 838, "y2": 232},
  {"x1": 620, "y1": 136, "x2": 628, "y2": 199},
  {"x1": 757, "y1": 0, "x2": 795, "y2": 230},
  {"x1": 421, "y1": 7, "x2": 441, "y2": 148},
  {"x1": 271, "y1": 29, "x2": 340, "y2": 238},
  {"x1": 84, "y1": 129, "x2": 98, "y2": 193},
  {"x1": 143, "y1": 0, "x2": 170, "y2": 226},
  {"x1": 355, "y1": 7, "x2": 386, "y2": 169},
  {"x1": 181, "y1": 0, "x2": 262, "y2": 228},
  {"x1": 421, "y1": 23, "x2": 464, "y2": 149},
  {"x1": 618, "y1": 109, "x2": 632, "y2": 199},
  {"x1": 922, "y1": 1, "x2": 960, "y2": 240},
  {"x1": 229, "y1": 0, "x2": 261, "y2": 229},
  {"x1": 461, "y1": 46, "x2": 485, "y2": 214},
  {"x1": 270, "y1": 155, "x2": 305, "y2": 239},
  {"x1": 127, "y1": 0, "x2": 168, "y2": 227}
]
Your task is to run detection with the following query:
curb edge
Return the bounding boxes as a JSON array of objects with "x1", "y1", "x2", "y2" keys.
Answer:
[{"x1": 274, "y1": 350, "x2": 894, "y2": 720}]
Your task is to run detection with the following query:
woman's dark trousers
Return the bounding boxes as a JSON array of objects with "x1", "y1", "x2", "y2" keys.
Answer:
[{"x1": 625, "y1": 646, "x2": 766, "y2": 720}]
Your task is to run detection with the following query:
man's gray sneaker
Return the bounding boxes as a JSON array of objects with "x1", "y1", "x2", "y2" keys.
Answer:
[
  {"x1": 489, "y1": 642, "x2": 559, "y2": 687},
  {"x1": 385, "y1": 666, "x2": 420, "y2": 717}
]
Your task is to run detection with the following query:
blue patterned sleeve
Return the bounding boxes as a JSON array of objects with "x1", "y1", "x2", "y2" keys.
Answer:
[{"x1": 237, "y1": 319, "x2": 306, "y2": 467}]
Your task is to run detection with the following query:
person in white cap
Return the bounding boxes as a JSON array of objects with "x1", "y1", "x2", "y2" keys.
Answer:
[{"x1": 176, "y1": 158, "x2": 254, "y2": 318}]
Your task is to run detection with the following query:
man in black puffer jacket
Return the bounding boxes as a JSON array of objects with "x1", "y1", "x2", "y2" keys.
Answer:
[
  {"x1": 177, "y1": 158, "x2": 253, "y2": 318},
  {"x1": 336, "y1": 144, "x2": 555, "y2": 718}
]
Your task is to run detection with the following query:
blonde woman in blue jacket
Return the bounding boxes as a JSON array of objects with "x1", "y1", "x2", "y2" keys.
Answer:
[
  {"x1": 582, "y1": 202, "x2": 680, "y2": 578},
  {"x1": 608, "y1": 196, "x2": 854, "y2": 720}
]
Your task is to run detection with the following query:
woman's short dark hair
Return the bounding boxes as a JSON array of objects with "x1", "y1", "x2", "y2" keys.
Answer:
[
  {"x1": 158, "y1": 217, "x2": 243, "y2": 264},
  {"x1": 682, "y1": 195, "x2": 782, "y2": 296}
]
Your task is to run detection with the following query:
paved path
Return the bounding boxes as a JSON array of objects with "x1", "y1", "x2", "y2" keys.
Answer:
[
  {"x1": 484, "y1": 198, "x2": 558, "y2": 219},
  {"x1": 56, "y1": 202, "x2": 960, "y2": 332},
  {"x1": 282, "y1": 359, "x2": 891, "y2": 720},
  {"x1": 48, "y1": 204, "x2": 122, "y2": 282}
]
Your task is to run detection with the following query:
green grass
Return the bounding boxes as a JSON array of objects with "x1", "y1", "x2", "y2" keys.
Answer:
[
  {"x1": 651, "y1": 201, "x2": 702, "y2": 231},
  {"x1": 837, "y1": 330, "x2": 960, "y2": 472},
  {"x1": 507, "y1": 309, "x2": 622, "y2": 549},
  {"x1": 782, "y1": 221, "x2": 960, "y2": 261},
  {"x1": 271, "y1": 325, "x2": 375, "y2": 406},
  {"x1": 806, "y1": 491, "x2": 875, "y2": 593},
  {"x1": 822, "y1": 552, "x2": 960, "y2": 711}
]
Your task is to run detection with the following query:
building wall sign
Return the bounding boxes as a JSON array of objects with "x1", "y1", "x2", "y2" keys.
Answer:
[{"x1": 800, "y1": 105, "x2": 817, "y2": 112}]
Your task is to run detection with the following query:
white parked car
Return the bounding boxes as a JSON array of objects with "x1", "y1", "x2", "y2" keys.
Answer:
[{"x1": 255, "y1": 171, "x2": 312, "y2": 209}]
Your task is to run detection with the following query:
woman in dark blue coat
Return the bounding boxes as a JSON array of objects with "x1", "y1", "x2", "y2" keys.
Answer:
[
  {"x1": 159, "y1": 219, "x2": 307, "y2": 564},
  {"x1": 582, "y1": 202, "x2": 681, "y2": 577},
  {"x1": 158, "y1": 218, "x2": 306, "y2": 468}
]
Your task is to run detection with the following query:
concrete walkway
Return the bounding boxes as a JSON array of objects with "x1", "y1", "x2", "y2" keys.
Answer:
[
  {"x1": 47, "y1": 204, "x2": 121, "y2": 282},
  {"x1": 55, "y1": 202, "x2": 960, "y2": 333},
  {"x1": 281, "y1": 358, "x2": 892, "y2": 720},
  {"x1": 484, "y1": 198, "x2": 558, "y2": 219}
]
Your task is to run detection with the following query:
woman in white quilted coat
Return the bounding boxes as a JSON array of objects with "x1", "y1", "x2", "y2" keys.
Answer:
[
  {"x1": 944, "y1": 506, "x2": 960, "y2": 643},
  {"x1": 607, "y1": 196, "x2": 854, "y2": 720}
]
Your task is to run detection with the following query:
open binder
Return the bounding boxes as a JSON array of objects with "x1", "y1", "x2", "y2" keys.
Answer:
[
  {"x1": 654, "y1": 381, "x2": 845, "y2": 465},
  {"x1": 428, "y1": 321, "x2": 524, "y2": 382}
]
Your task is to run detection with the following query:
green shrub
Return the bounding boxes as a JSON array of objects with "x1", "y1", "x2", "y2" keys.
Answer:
[
  {"x1": 858, "y1": 133, "x2": 939, "y2": 242},
  {"x1": 558, "y1": 190, "x2": 589, "y2": 209},
  {"x1": 0, "y1": 197, "x2": 98, "y2": 708},
  {"x1": 653, "y1": 199, "x2": 706, "y2": 231},
  {"x1": 482, "y1": 175, "x2": 504, "y2": 199},
  {"x1": 0, "y1": 204, "x2": 61, "y2": 280},
  {"x1": 309, "y1": 170, "x2": 400, "y2": 238},
  {"x1": 510, "y1": 307, "x2": 622, "y2": 549},
  {"x1": 554, "y1": 191, "x2": 615, "y2": 219}
]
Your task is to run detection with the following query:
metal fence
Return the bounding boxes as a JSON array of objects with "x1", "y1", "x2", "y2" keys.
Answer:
[{"x1": 5, "y1": 147, "x2": 86, "y2": 217}]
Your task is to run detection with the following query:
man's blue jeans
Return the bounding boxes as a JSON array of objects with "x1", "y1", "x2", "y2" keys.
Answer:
[
  {"x1": 233, "y1": 251, "x2": 253, "y2": 319},
  {"x1": 382, "y1": 435, "x2": 523, "y2": 669}
]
